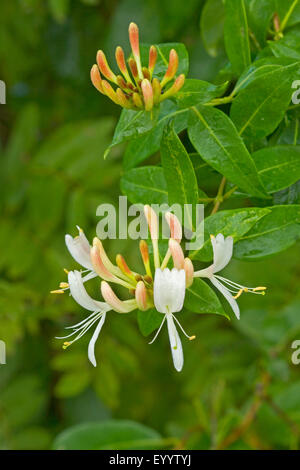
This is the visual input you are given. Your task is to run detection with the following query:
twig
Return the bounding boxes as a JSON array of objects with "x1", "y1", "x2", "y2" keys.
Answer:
[{"x1": 211, "y1": 177, "x2": 226, "y2": 215}]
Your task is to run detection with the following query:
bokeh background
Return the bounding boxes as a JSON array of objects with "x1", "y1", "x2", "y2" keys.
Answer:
[{"x1": 1, "y1": 0, "x2": 300, "y2": 450}]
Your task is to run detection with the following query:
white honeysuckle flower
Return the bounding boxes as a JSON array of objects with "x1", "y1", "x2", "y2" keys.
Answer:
[
  {"x1": 194, "y1": 234, "x2": 266, "y2": 319},
  {"x1": 65, "y1": 226, "x2": 95, "y2": 272},
  {"x1": 56, "y1": 270, "x2": 111, "y2": 367},
  {"x1": 151, "y1": 268, "x2": 195, "y2": 372}
]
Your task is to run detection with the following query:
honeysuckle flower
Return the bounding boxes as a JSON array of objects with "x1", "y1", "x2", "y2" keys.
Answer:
[
  {"x1": 151, "y1": 268, "x2": 195, "y2": 372},
  {"x1": 90, "y1": 22, "x2": 185, "y2": 111},
  {"x1": 52, "y1": 207, "x2": 194, "y2": 370},
  {"x1": 193, "y1": 234, "x2": 266, "y2": 319}
]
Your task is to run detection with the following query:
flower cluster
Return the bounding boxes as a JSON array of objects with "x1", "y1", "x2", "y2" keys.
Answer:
[
  {"x1": 52, "y1": 207, "x2": 266, "y2": 371},
  {"x1": 90, "y1": 23, "x2": 185, "y2": 111}
]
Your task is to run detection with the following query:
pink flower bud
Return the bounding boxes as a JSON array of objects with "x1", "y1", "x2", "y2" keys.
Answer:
[
  {"x1": 139, "y1": 240, "x2": 152, "y2": 277},
  {"x1": 169, "y1": 239, "x2": 184, "y2": 270},
  {"x1": 101, "y1": 281, "x2": 135, "y2": 313},
  {"x1": 128, "y1": 58, "x2": 139, "y2": 82},
  {"x1": 141, "y1": 79, "x2": 153, "y2": 111},
  {"x1": 90, "y1": 245, "x2": 116, "y2": 281},
  {"x1": 184, "y1": 258, "x2": 194, "y2": 288},
  {"x1": 159, "y1": 74, "x2": 185, "y2": 102},
  {"x1": 148, "y1": 46, "x2": 157, "y2": 78},
  {"x1": 96, "y1": 50, "x2": 117, "y2": 84},
  {"x1": 128, "y1": 22, "x2": 143, "y2": 79},
  {"x1": 144, "y1": 205, "x2": 158, "y2": 241},
  {"x1": 160, "y1": 49, "x2": 178, "y2": 87},
  {"x1": 165, "y1": 212, "x2": 182, "y2": 243},
  {"x1": 135, "y1": 281, "x2": 147, "y2": 310},
  {"x1": 115, "y1": 46, "x2": 132, "y2": 84},
  {"x1": 90, "y1": 65, "x2": 104, "y2": 93}
]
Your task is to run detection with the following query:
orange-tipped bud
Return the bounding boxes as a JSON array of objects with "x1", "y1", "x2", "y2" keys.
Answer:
[
  {"x1": 128, "y1": 58, "x2": 139, "y2": 82},
  {"x1": 160, "y1": 49, "x2": 179, "y2": 88},
  {"x1": 101, "y1": 281, "x2": 136, "y2": 313},
  {"x1": 184, "y1": 258, "x2": 194, "y2": 288},
  {"x1": 165, "y1": 212, "x2": 182, "y2": 243},
  {"x1": 132, "y1": 92, "x2": 143, "y2": 108},
  {"x1": 116, "y1": 254, "x2": 135, "y2": 280},
  {"x1": 159, "y1": 74, "x2": 185, "y2": 102},
  {"x1": 148, "y1": 46, "x2": 157, "y2": 78},
  {"x1": 135, "y1": 281, "x2": 147, "y2": 311},
  {"x1": 169, "y1": 238, "x2": 184, "y2": 270},
  {"x1": 128, "y1": 22, "x2": 143, "y2": 79},
  {"x1": 144, "y1": 205, "x2": 158, "y2": 241},
  {"x1": 139, "y1": 240, "x2": 152, "y2": 277},
  {"x1": 97, "y1": 50, "x2": 117, "y2": 84},
  {"x1": 101, "y1": 80, "x2": 120, "y2": 105},
  {"x1": 152, "y1": 78, "x2": 161, "y2": 104},
  {"x1": 116, "y1": 75, "x2": 128, "y2": 90},
  {"x1": 91, "y1": 245, "x2": 116, "y2": 281},
  {"x1": 115, "y1": 46, "x2": 133, "y2": 84},
  {"x1": 90, "y1": 65, "x2": 104, "y2": 93},
  {"x1": 142, "y1": 67, "x2": 150, "y2": 80},
  {"x1": 116, "y1": 88, "x2": 133, "y2": 109},
  {"x1": 141, "y1": 79, "x2": 153, "y2": 111}
]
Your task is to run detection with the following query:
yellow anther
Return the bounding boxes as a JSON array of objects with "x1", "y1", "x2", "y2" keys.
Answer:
[
  {"x1": 233, "y1": 289, "x2": 244, "y2": 299},
  {"x1": 50, "y1": 289, "x2": 65, "y2": 294},
  {"x1": 253, "y1": 286, "x2": 267, "y2": 291},
  {"x1": 59, "y1": 282, "x2": 69, "y2": 288},
  {"x1": 63, "y1": 342, "x2": 71, "y2": 349},
  {"x1": 189, "y1": 335, "x2": 196, "y2": 341},
  {"x1": 63, "y1": 268, "x2": 69, "y2": 274},
  {"x1": 210, "y1": 234, "x2": 215, "y2": 240}
]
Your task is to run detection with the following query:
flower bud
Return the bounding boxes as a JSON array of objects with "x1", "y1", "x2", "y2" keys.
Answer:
[
  {"x1": 128, "y1": 22, "x2": 143, "y2": 79},
  {"x1": 135, "y1": 281, "x2": 148, "y2": 310},
  {"x1": 101, "y1": 281, "x2": 136, "y2": 313},
  {"x1": 184, "y1": 258, "x2": 194, "y2": 288},
  {"x1": 132, "y1": 92, "x2": 143, "y2": 108},
  {"x1": 139, "y1": 240, "x2": 152, "y2": 277},
  {"x1": 116, "y1": 254, "x2": 136, "y2": 280},
  {"x1": 128, "y1": 58, "x2": 139, "y2": 83},
  {"x1": 141, "y1": 79, "x2": 153, "y2": 111},
  {"x1": 96, "y1": 50, "x2": 117, "y2": 84},
  {"x1": 165, "y1": 212, "x2": 182, "y2": 243},
  {"x1": 152, "y1": 78, "x2": 161, "y2": 104},
  {"x1": 169, "y1": 239, "x2": 184, "y2": 270},
  {"x1": 115, "y1": 46, "x2": 133, "y2": 84},
  {"x1": 160, "y1": 74, "x2": 185, "y2": 102},
  {"x1": 148, "y1": 45, "x2": 157, "y2": 79},
  {"x1": 144, "y1": 205, "x2": 160, "y2": 269},
  {"x1": 160, "y1": 49, "x2": 178, "y2": 87},
  {"x1": 116, "y1": 88, "x2": 133, "y2": 109},
  {"x1": 90, "y1": 65, "x2": 104, "y2": 93},
  {"x1": 101, "y1": 80, "x2": 120, "y2": 105}
]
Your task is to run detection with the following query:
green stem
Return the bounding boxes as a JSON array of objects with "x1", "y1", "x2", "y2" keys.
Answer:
[
  {"x1": 211, "y1": 176, "x2": 226, "y2": 215},
  {"x1": 205, "y1": 95, "x2": 234, "y2": 107},
  {"x1": 223, "y1": 185, "x2": 238, "y2": 200},
  {"x1": 280, "y1": 0, "x2": 299, "y2": 32}
]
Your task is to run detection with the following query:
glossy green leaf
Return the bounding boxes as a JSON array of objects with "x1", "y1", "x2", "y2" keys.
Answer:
[
  {"x1": 245, "y1": 0, "x2": 275, "y2": 47},
  {"x1": 121, "y1": 166, "x2": 168, "y2": 205},
  {"x1": 200, "y1": 0, "x2": 225, "y2": 57},
  {"x1": 230, "y1": 62, "x2": 300, "y2": 139},
  {"x1": 189, "y1": 207, "x2": 270, "y2": 261},
  {"x1": 137, "y1": 308, "x2": 163, "y2": 336},
  {"x1": 161, "y1": 124, "x2": 198, "y2": 230},
  {"x1": 234, "y1": 205, "x2": 300, "y2": 259},
  {"x1": 53, "y1": 420, "x2": 162, "y2": 450},
  {"x1": 273, "y1": 181, "x2": 300, "y2": 205},
  {"x1": 224, "y1": 0, "x2": 251, "y2": 75},
  {"x1": 123, "y1": 101, "x2": 189, "y2": 170},
  {"x1": 185, "y1": 278, "x2": 227, "y2": 316},
  {"x1": 175, "y1": 79, "x2": 228, "y2": 108},
  {"x1": 188, "y1": 105, "x2": 267, "y2": 198},
  {"x1": 252, "y1": 145, "x2": 300, "y2": 193},
  {"x1": 269, "y1": 30, "x2": 300, "y2": 60}
]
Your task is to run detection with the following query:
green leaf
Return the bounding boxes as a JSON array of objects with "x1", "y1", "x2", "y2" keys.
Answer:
[
  {"x1": 200, "y1": 0, "x2": 225, "y2": 57},
  {"x1": 230, "y1": 62, "x2": 300, "y2": 139},
  {"x1": 245, "y1": 0, "x2": 275, "y2": 47},
  {"x1": 189, "y1": 207, "x2": 271, "y2": 261},
  {"x1": 188, "y1": 105, "x2": 267, "y2": 198},
  {"x1": 175, "y1": 79, "x2": 229, "y2": 108},
  {"x1": 234, "y1": 205, "x2": 300, "y2": 259},
  {"x1": 123, "y1": 101, "x2": 189, "y2": 170},
  {"x1": 105, "y1": 108, "x2": 160, "y2": 158},
  {"x1": 161, "y1": 124, "x2": 198, "y2": 229},
  {"x1": 185, "y1": 278, "x2": 227, "y2": 317},
  {"x1": 121, "y1": 166, "x2": 168, "y2": 205},
  {"x1": 224, "y1": 0, "x2": 251, "y2": 75},
  {"x1": 269, "y1": 30, "x2": 300, "y2": 60},
  {"x1": 53, "y1": 420, "x2": 163, "y2": 450},
  {"x1": 273, "y1": 181, "x2": 300, "y2": 205},
  {"x1": 140, "y1": 42, "x2": 189, "y2": 79},
  {"x1": 137, "y1": 308, "x2": 163, "y2": 336},
  {"x1": 252, "y1": 145, "x2": 300, "y2": 193}
]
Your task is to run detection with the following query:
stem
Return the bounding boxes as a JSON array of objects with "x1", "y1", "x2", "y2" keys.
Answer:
[
  {"x1": 280, "y1": 0, "x2": 299, "y2": 32},
  {"x1": 223, "y1": 185, "x2": 238, "y2": 200},
  {"x1": 211, "y1": 177, "x2": 226, "y2": 215},
  {"x1": 205, "y1": 95, "x2": 234, "y2": 107}
]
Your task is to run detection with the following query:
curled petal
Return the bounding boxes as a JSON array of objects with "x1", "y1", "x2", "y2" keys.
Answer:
[
  {"x1": 88, "y1": 313, "x2": 106, "y2": 367},
  {"x1": 210, "y1": 276, "x2": 240, "y2": 319},
  {"x1": 101, "y1": 281, "x2": 137, "y2": 313},
  {"x1": 68, "y1": 270, "x2": 109, "y2": 312},
  {"x1": 65, "y1": 227, "x2": 94, "y2": 271},
  {"x1": 166, "y1": 314, "x2": 183, "y2": 372}
]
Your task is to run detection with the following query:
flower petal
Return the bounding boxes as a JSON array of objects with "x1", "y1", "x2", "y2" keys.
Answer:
[
  {"x1": 210, "y1": 275, "x2": 240, "y2": 319},
  {"x1": 68, "y1": 270, "x2": 110, "y2": 312},
  {"x1": 166, "y1": 314, "x2": 183, "y2": 372},
  {"x1": 154, "y1": 268, "x2": 186, "y2": 313},
  {"x1": 88, "y1": 313, "x2": 106, "y2": 367},
  {"x1": 65, "y1": 229, "x2": 94, "y2": 270},
  {"x1": 211, "y1": 234, "x2": 233, "y2": 273}
]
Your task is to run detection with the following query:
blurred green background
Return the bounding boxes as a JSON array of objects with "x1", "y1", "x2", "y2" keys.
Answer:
[{"x1": 1, "y1": 0, "x2": 300, "y2": 450}]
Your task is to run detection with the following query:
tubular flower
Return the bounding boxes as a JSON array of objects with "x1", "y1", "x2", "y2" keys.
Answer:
[
  {"x1": 193, "y1": 234, "x2": 266, "y2": 319},
  {"x1": 90, "y1": 22, "x2": 185, "y2": 111}
]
